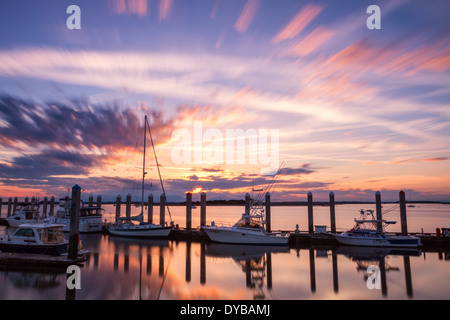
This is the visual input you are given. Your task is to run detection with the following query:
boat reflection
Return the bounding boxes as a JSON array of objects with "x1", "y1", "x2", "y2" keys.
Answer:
[
  {"x1": 205, "y1": 243, "x2": 289, "y2": 299},
  {"x1": 334, "y1": 246, "x2": 420, "y2": 298}
]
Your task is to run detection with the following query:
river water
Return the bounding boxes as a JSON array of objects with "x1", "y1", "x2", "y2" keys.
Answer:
[{"x1": 0, "y1": 204, "x2": 449, "y2": 300}]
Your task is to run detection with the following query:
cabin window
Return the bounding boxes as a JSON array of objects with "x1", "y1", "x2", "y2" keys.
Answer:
[{"x1": 14, "y1": 228, "x2": 36, "y2": 237}]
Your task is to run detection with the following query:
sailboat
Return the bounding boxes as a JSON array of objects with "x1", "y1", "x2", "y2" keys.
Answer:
[{"x1": 107, "y1": 115, "x2": 172, "y2": 238}]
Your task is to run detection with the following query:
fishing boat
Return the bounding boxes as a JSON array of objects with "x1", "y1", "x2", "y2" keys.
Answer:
[
  {"x1": 0, "y1": 223, "x2": 69, "y2": 255},
  {"x1": 332, "y1": 209, "x2": 421, "y2": 248},
  {"x1": 49, "y1": 197, "x2": 104, "y2": 233},
  {"x1": 107, "y1": 115, "x2": 173, "y2": 238},
  {"x1": 202, "y1": 213, "x2": 289, "y2": 245},
  {"x1": 202, "y1": 172, "x2": 289, "y2": 246},
  {"x1": 6, "y1": 201, "x2": 50, "y2": 227}
]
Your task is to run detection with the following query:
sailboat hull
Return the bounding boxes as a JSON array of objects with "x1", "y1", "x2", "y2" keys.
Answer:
[{"x1": 107, "y1": 224, "x2": 172, "y2": 238}]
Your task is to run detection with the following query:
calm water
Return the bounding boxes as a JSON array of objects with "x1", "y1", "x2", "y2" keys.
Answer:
[{"x1": 0, "y1": 204, "x2": 449, "y2": 300}]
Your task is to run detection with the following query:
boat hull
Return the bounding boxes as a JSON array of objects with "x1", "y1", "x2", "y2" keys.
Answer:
[
  {"x1": 107, "y1": 224, "x2": 172, "y2": 238},
  {"x1": 332, "y1": 233, "x2": 421, "y2": 248},
  {"x1": 0, "y1": 242, "x2": 68, "y2": 256},
  {"x1": 202, "y1": 226, "x2": 289, "y2": 246},
  {"x1": 51, "y1": 216, "x2": 103, "y2": 233}
]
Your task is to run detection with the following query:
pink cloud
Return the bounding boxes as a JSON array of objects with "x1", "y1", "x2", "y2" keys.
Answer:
[
  {"x1": 271, "y1": 4, "x2": 324, "y2": 43},
  {"x1": 234, "y1": 0, "x2": 261, "y2": 33},
  {"x1": 109, "y1": 0, "x2": 148, "y2": 16},
  {"x1": 281, "y1": 26, "x2": 334, "y2": 57},
  {"x1": 159, "y1": 0, "x2": 173, "y2": 21}
]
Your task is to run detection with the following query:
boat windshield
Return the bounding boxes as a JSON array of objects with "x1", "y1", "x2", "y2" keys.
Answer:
[
  {"x1": 234, "y1": 215, "x2": 263, "y2": 229},
  {"x1": 14, "y1": 228, "x2": 36, "y2": 237}
]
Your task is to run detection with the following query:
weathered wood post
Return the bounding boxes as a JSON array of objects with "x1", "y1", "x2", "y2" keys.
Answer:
[
  {"x1": 96, "y1": 195, "x2": 102, "y2": 208},
  {"x1": 68, "y1": 184, "x2": 81, "y2": 260},
  {"x1": 265, "y1": 192, "x2": 271, "y2": 233},
  {"x1": 148, "y1": 194, "x2": 153, "y2": 224},
  {"x1": 245, "y1": 193, "x2": 250, "y2": 215},
  {"x1": 329, "y1": 191, "x2": 336, "y2": 234},
  {"x1": 24, "y1": 196, "x2": 29, "y2": 204},
  {"x1": 7, "y1": 197, "x2": 12, "y2": 217},
  {"x1": 115, "y1": 195, "x2": 121, "y2": 221},
  {"x1": 308, "y1": 192, "x2": 314, "y2": 234},
  {"x1": 399, "y1": 190, "x2": 408, "y2": 236},
  {"x1": 200, "y1": 192, "x2": 206, "y2": 227},
  {"x1": 126, "y1": 194, "x2": 132, "y2": 219},
  {"x1": 375, "y1": 191, "x2": 383, "y2": 232},
  {"x1": 13, "y1": 197, "x2": 18, "y2": 212},
  {"x1": 88, "y1": 195, "x2": 94, "y2": 207},
  {"x1": 49, "y1": 196, "x2": 55, "y2": 216},
  {"x1": 160, "y1": 193, "x2": 166, "y2": 226},
  {"x1": 186, "y1": 192, "x2": 192, "y2": 230},
  {"x1": 43, "y1": 196, "x2": 48, "y2": 218}
]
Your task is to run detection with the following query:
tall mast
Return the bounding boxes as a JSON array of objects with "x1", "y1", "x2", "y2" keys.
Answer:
[{"x1": 141, "y1": 115, "x2": 147, "y2": 214}]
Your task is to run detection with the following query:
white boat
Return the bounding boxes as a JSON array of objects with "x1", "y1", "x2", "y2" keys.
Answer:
[
  {"x1": 6, "y1": 202, "x2": 50, "y2": 227},
  {"x1": 202, "y1": 214, "x2": 289, "y2": 246},
  {"x1": 49, "y1": 197, "x2": 104, "y2": 233},
  {"x1": 107, "y1": 115, "x2": 173, "y2": 238},
  {"x1": 332, "y1": 209, "x2": 421, "y2": 248},
  {"x1": 0, "y1": 223, "x2": 69, "y2": 255}
]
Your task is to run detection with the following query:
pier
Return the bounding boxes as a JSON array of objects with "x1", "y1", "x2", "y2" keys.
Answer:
[{"x1": 1, "y1": 190, "x2": 449, "y2": 251}]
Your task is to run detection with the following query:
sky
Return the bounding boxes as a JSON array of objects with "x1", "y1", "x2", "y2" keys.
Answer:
[{"x1": 0, "y1": 0, "x2": 449, "y2": 202}]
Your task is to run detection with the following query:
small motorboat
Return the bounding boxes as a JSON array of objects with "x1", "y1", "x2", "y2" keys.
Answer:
[
  {"x1": 0, "y1": 223, "x2": 69, "y2": 255},
  {"x1": 332, "y1": 209, "x2": 421, "y2": 248}
]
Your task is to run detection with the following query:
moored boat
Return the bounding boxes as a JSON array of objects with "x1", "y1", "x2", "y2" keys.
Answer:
[
  {"x1": 202, "y1": 214, "x2": 289, "y2": 246},
  {"x1": 0, "y1": 223, "x2": 69, "y2": 255},
  {"x1": 332, "y1": 209, "x2": 421, "y2": 248},
  {"x1": 5, "y1": 202, "x2": 50, "y2": 227}
]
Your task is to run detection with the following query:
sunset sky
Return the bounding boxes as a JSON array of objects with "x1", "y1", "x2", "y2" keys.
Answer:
[{"x1": 0, "y1": 0, "x2": 449, "y2": 202}]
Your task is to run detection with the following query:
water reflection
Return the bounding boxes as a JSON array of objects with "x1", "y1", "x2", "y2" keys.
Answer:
[{"x1": 0, "y1": 230, "x2": 448, "y2": 299}]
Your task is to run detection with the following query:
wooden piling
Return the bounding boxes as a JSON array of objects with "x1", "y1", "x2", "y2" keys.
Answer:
[
  {"x1": 88, "y1": 195, "x2": 93, "y2": 207},
  {"x1": 126, "y1": 194, "x2": 132, "y2": 219},
  {"x1": 7, "y1": 197, "x2": 12, "y2": 217},
  {"x1": 115, "y1": 195, "x2": 121, "y2": 220},
  {"x1": 68, "y1": 184, "x2": 81, "y2": 261},
  {"x1": 308, "y1": 192, "x2": 314, "y2": 234},
  {"x1": 399, "y1": 190, "x2": 408, "y2": 236},
  {"x1": 245, "y1": 193, "x2": 250, "y2": 215},
  {"x1": 200, "y1": 192, "x2": 206, "y2": 227},
  {"x1": 160, "y1": 193, "x2": 166, "y2": 226},
  {"x1": 49, "y1": 196, "x2": 55, "y2": 216},
  {"x1": 329, "y1": 192, "x2": 336, "y2": 234},
  {"x1": 148, "y1": 194, "x2": 153, "y2": 224},
  {"x1": 265, "y1": 192, "x2": 271, "y2": 233},
  {"x1": 13, "y1": 197, "x2": 18, "y2": 212},
  {"x1": 43, "y1": 196, "x2": 48, "y2": 218},
  {"x1": 375, "y1": 191, "x2": 382, "y2": 232},
  {"x1": 96, "y1": 195, "x2": 102, "y2": 208},
  {"x1": 186, "y1": 192, "x2": 192, "y2": 230}
]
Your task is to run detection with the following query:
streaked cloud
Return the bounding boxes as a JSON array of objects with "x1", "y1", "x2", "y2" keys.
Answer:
[
  {"x1": 272, "y1": 4, "x2": 324, "y2": 43},
  {"x1": 281, "y1": 26, "x2": 334, "y2": 57},
  {"x1": 234, "y1": 0, "x2": 261, "y2": 33},
  {"x1": 109, "y1": 0, "x2": 148, "y2": 16},
  {"x1": 159, "y1": 0, "x2": 173, "y2": 21}
]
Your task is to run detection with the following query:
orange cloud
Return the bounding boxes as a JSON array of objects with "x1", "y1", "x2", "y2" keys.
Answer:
[
  {"x1": 272, "y1": 4, "x2": 324, "y2": 43},
  {"x1": 234, "y1": 0, "x2": 261, "y2": 33},
  {"x1": 281, "y1": 26, "x2": 334, "y2": 57}
]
